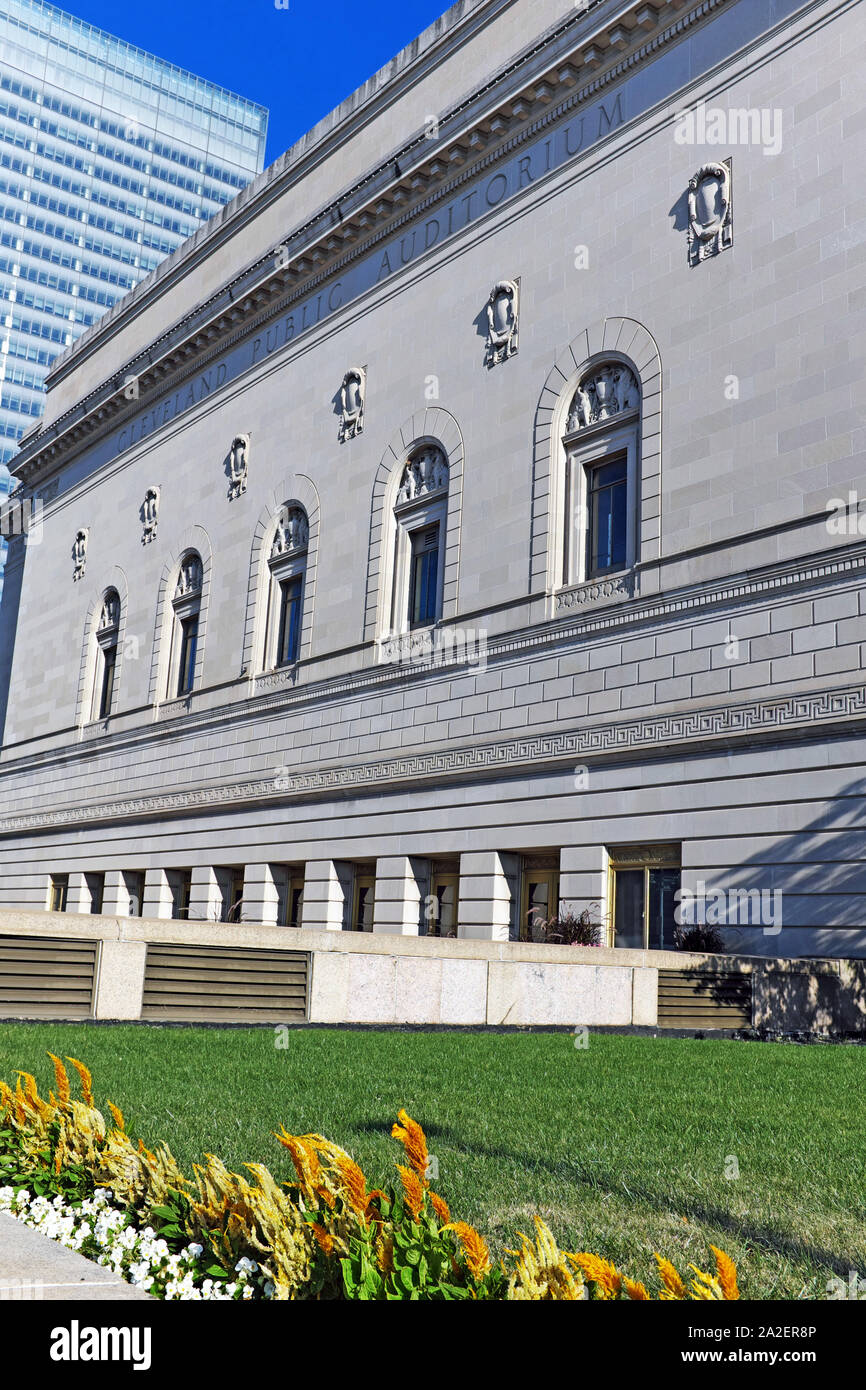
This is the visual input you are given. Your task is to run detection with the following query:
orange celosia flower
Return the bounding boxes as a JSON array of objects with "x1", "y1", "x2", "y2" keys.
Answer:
[
  {"x1": 654, "y1": 1254, "x2": 687, "y2": 1299},
  {"x1": 310, "y1": 1222, "x2": 335, "y2": 1255},
  {"x1": 334, "y1": 1153, "x2": 370, "y2": 1220},
  {"x1": 66, "y1": 1057, "x2": 94, "y2": 1106},
  {"x1": 710, "y1": 1245, "x2": 740, "y2": 1300},
  {"x1": 429, "y1": 1190, "x2": 450, "y2": 1225},
  {"x1": 15, "y1": 1072, "x2": 38, "y2": 1103},
  {"x1": 12, "y1": 1077, "x2": 26, "y2": 1126},
  {"x1": 391, "y1": 1109, "x2": 429, "y2": 1183},
  {"x1": 275, "y1": 1129, "x2": 321, "y2": 1195},
  {"x1": 107, "y1": 1102, "x2": 125, "y2": 1132},
  {"x1": 443, "y1": 1222, "x2": 492, "y2": 1281},
  {"x1": 48, "y1": 1054, "x2": 71, "y2": 1107},
  {"x1": 570, "y1": 1253, "x2": 623, "y2": 1299},
  {"x1": 624, "y1": 1277, "x2": 650, "y2": 1300},
  {"x1": 397, "y1": 1164, "x2": 425, "y2": 1221}
]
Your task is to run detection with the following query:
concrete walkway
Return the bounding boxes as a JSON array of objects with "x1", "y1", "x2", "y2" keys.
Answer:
[{"x1": 0, "y1": 1212, "x2": 152, "y2": 1300}]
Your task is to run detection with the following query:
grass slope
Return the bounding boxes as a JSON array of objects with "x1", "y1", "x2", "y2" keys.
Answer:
[{"x1": 1, "y1": 1023, "x2": 862, "y2": 1299}]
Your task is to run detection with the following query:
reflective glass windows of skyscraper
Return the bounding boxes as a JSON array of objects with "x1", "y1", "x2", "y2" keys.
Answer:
[
  {"x1": 0, "y1": 0, "x2": 268, "y2": 467},
  {"x1": 0, "y1": 464, "x2": 12, "y2": 600}
]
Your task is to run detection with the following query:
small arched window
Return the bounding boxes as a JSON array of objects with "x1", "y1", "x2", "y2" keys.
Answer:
[
  {"x1": 392, "y1": 443, "x2": 449, "y2": 631},
  {"x1": 264, "y1": 506, "x2": 308, "y2": 669},
  {"x1": 169, "y1": 552, "x2": 203, "y2": 697},
  {"x1": 562, "y1": 360, "x2": 640, "y2": 586},
  {"x1": 93, "y1": 589, "x2": 120, "y2": 720}
]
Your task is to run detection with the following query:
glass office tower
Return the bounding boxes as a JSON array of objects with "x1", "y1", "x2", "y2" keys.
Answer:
[
  {"x1": 0, "y1": 464, "x2": 10, "y2": 600},
  {"x1": 0, "y1": 0, "x2": 268, "y2": 467}
]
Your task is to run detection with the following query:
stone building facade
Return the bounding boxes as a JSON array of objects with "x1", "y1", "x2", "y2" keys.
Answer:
[{"x1": 0, "y1": 0, "x2": 863, "y2": 958}]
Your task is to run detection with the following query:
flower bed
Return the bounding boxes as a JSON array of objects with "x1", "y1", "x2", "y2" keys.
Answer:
[
  {"x1": 0, "y1": 1186, "x2": 262, "y2": 1299},
  {"x1": 0, "y1": 1054, "x2": 741, "y2": 1301}
]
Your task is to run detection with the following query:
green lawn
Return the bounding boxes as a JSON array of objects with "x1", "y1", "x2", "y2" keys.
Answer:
[{"x1": 1, "y1": 1023, "x2": 863, "y2": 1299}]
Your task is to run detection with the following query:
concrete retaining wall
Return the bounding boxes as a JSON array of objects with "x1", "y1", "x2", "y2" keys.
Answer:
[{"x1": 1, "y1": 909, "x2": 864, "y2": 1035}]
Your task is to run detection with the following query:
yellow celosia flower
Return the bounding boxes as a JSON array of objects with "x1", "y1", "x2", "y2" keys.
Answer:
[
  {"x1": 688, "y1": 1265, "x2": 725, "y2": 1300},
  {"x1": 376, "y1": 1234, "x2": 395, "y2": 1274},
  {"x1": 507, "y1": 1219, "x2": 584, "y2": 1300}
]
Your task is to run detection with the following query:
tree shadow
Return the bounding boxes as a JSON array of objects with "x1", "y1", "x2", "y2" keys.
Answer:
[
  {"x1": 415, "y1": 1124, "x2": 864, "y2": 1276},
  {"x1": 683, "y1": 763, "x2": 866, "y2": 1029}
]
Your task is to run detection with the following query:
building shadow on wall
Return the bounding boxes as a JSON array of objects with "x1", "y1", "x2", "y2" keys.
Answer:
[{"x1": 679, "y1": 761, "x2": 866, "y2": 1026}]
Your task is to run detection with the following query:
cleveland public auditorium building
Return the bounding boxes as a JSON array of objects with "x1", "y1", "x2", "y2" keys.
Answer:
[{"x1": 0, "y1": 0, "x2": 863, "y2": 962}]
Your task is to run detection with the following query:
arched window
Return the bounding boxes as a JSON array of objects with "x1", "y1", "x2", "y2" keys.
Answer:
[
  {"x1": 561, "y1": 360, "x2": 640, "y2": 587},
  {"x1": 264, "y1": 506, "x2": 308, "y2": 669},
  {"x1": 168, "y1": 552, "x2": 203, "y2": 697},
  {"x1": 391, "y1": 443, "x2": 449, "y2": 631},
  {"x1": 93, "y1": 589, "x2": 120, "y2": 721}
]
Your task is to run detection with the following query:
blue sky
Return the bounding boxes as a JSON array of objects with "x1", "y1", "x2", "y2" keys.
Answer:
[{"x1": 64, "y1": 0, "x2": 453, "y2": 167}]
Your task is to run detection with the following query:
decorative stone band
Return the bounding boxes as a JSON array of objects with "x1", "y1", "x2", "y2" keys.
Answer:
[
  {"x1": 556, "y1": 572, "x2": 635, "y2": 610},
  {"x1": 156, "y1": 697, "x2": 193, "y2": 722},
  {"x1": 2, "y1": 683, "x2": 865, "y2": 836}
]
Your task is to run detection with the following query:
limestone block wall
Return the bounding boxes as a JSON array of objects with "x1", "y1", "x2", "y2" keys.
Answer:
[
  {"x1": 0, "y1": 0, "x2": 863, "y2": 962},
  {"x1": 2, "y1": 0, "x2": 861, "y2": 756}
]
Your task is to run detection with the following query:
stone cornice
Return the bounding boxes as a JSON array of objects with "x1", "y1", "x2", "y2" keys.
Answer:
[
  {"x1": 13, "y1": 0, "x2": 742, "y2": 487},
  {"x1": 1, "y1": 681, "x2": 864, "y2": 836},
  {"x1": 1, "y1": 533, "x2": 865, "y2": 785},
  {"x1": 40, "y1": 0, "x2": 521, "y2": 388}
]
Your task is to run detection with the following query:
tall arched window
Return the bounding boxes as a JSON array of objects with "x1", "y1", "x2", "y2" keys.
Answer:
[
  {"x1": 562, "y1": 360, "x2": 640, "y2": 587},
  {"x1": 391, "y1": 443, "x2": 449, "y2": 632},
  {"x1": 93, "y1": 589, "x2": 120, "y2": 721},
  {"x1": 264, "y1": 506, "x2": 308, "y2": 669},
  {"x1": 168, "y1": 552, "x2": 203, "y2": 697}
]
